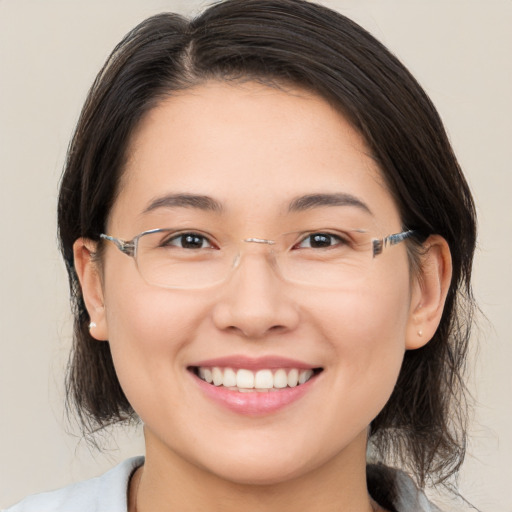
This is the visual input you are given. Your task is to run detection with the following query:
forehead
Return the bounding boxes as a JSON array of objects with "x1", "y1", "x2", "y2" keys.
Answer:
[{"x1": 110, "y1": 81, "x2": 400, "y2": 230}]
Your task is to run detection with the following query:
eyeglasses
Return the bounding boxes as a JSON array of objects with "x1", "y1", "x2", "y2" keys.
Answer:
[{"x1": 100, "y1": 227, "x2": 415, "y2": 290}]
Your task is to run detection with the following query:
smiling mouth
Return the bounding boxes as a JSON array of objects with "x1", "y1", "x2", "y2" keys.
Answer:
[{"x1": 190, "y1": 366, "x2": 323, "y2": 392}]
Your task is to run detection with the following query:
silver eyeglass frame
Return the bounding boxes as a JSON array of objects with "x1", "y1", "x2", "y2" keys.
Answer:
[{"x1": 100, "y1": 228, "x2": 416, "y2": 258}]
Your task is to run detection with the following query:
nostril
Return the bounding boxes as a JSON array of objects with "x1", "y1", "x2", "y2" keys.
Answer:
[{"x1": 268, "y1": 324, "x2": 289, "y2": 333}]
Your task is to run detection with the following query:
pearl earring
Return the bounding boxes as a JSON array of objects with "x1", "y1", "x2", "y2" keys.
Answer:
[
  {"x1": 417, "y1": 330, "x2": 423, "y2": 337},
  {"x1": 88, "y1": 321, "x2": 97, "y2": 330}
]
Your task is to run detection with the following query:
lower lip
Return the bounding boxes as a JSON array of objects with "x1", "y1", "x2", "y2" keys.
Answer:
[{"x1": 191, "y1": 372, "x2": 318, "y2": 416}]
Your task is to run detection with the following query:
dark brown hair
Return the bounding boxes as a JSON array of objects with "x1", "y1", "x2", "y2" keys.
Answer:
[{"x1": 58, "y1": 0, "x2": 476, "y2": 488}]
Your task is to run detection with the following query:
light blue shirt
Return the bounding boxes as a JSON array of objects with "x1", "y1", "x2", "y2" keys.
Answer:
[
  {"x1": 4, "y1": 456, "x2": 442, "y2": 511},
  {"x1": 3, "y1": 457, "x2": 144, "y2": 512}
]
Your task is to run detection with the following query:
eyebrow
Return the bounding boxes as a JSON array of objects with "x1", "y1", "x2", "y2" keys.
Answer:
[
  {"x1": 288, "y1": 193, "x2": 372, "y2": 215},
  {"x1": 143, "y1": 193, "x2": 224, "y2": 214},
  {"x1": 142, "y1": 192, "x2": 372, "y2": 216}
]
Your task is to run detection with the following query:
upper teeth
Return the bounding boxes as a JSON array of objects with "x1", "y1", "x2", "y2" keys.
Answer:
[{"x1": 198, "y1": 367, "x2": 314, "y2": 390}]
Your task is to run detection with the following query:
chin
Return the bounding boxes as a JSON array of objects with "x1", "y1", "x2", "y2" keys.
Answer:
[
  {"x1": 206, "y1": 458, "x2": 312, "y2": 486},
  {"x1": 191, "y1": 434, "x2": 338, "y2": 487}
]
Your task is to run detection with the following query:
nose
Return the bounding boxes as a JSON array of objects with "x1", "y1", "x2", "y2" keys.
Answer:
[{"x1": 211, "y1": 250, "x2": 300, "y2": 339}]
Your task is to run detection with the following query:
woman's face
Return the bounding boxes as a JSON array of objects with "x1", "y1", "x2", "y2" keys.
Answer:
[{"x1": 84, "y1": 81, "x2": 424, "y2": 484}]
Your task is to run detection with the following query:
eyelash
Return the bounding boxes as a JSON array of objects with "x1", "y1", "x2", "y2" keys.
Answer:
[
  {"x1": 162, "y1": 232, "x2": 217, "y2": 250},
  {"x1": 161, "y1": 231, "x2": 348, "y2": 250},
  {"x1": 294, "y1": 232, "x2": 348, "y2": 250}
]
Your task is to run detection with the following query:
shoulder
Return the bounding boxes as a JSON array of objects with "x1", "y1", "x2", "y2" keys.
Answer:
[
  {"x1": 367, "y1": 464, "x2": 443, "y2": 512},
  {"x1": 3, "y1": 456, "x2": 144, "y2": 512}
]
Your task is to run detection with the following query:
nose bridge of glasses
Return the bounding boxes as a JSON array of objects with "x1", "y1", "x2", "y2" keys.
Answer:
[
  {"x1": 230, "y1": 236, "x2": 280, "y2": 272},
  {"x1": 243, "y1": 237, "x2": 276, "y2": 246}
]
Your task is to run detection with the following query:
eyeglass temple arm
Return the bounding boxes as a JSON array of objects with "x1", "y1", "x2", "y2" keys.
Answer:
[
  {"x1": 372, "y1": 229, "x2": 415, "y2": 257},
  {"x1": 100, "y1": 234, "x2": 136, "y2": 256}
]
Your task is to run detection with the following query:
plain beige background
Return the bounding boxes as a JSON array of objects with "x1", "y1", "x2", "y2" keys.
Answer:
[{"x1": 0, "y1": 1, "x2": 510, "y2": 510}]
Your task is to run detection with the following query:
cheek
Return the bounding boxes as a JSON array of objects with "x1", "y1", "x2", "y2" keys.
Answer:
[
  {"x1": 305, "y1": 272, "x2": 411, "y2": 405},
  {"x1": 102, "y1": 280, "x2": 208, "y2": 408},
  {"x1": 310, "y1": 267, "x2": 410, "y2": 342}
]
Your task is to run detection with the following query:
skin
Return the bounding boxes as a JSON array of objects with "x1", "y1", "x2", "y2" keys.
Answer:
[{"x1": 74, "y1": 81, "x2": 451, "y2": 512}]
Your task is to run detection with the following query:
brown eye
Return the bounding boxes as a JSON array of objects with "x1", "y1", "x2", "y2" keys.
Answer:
[
  {"x1": 164, "y1": 233, "x2": 213, "y2": 249},
  {"x1": 296, "y1": 233, "x2": 345, "y2": 249}
]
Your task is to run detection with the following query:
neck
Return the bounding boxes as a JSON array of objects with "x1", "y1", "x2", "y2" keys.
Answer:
[{"x1": 130, "y1": 429, "x2": 383, "y2": 512}]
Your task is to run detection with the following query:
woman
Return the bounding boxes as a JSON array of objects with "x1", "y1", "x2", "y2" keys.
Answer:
[{"x1": 5, "y1": 0, "x2": 476, "y2": 511}]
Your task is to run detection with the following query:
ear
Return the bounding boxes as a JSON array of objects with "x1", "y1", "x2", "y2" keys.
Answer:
[
  {"x1": 406, "y1": 235, "x2": 452, "y2": 350},
  {"x1": 73, "y1": 238, "x2": 109, "y2": 341}
]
